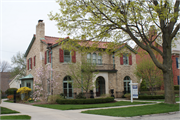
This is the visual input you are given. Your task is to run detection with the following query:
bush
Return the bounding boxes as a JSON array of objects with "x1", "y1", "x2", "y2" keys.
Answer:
[
  {"x1": 174, "y1": 85, "x2": 179, "y2": 90},
  {"x1": 48, "y1": 95, "x2": 64, "y2": 104},
  {"x1": 76, "y1": 92, "x2": 86, "y2": 99},
  {"x1": 124, "y1": 93, "x2": 131, "y2": 100},
  {"x1": 5, "y1": 88, "x2": 18, "y2": 95},
  {"x1": 138, "y1": 95, "x2": 164, "y2": 100},
  {"x1": 7, "y1": 95, "x2": 14, "y2": 100},
  {"x1": 140, "y1": 80, "x2": 148, "y2": 91},
  {"x1": 56, "y1": 97, "x2": 114, "y2": 104}
]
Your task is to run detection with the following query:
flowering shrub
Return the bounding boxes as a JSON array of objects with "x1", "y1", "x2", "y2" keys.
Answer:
[
  {"x1": 7, "y1": 95, "x2": 14, "y2": 100},
  {"x1": 17, "y1": 87, "x2": 31, "y2": 94}
]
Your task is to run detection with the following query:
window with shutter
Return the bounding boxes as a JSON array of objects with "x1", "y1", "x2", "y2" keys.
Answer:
[
  {"x1": 123, "y1": 53, "x2": 129, "y2": 65},
  {"x1": 64, "y1": 50, "x2": 71, "y2": 62},
  {"x1": 27, "y1": 60, "x2": 29, "y2": 70},
  {"x1": 129, "y1": 54, "x2": 132, "y2": 65}
]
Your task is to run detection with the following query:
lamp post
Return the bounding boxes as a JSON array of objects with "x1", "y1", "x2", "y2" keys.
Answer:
[{"x1": 47, "y1": 43, "x2": 53, "y2": 95}]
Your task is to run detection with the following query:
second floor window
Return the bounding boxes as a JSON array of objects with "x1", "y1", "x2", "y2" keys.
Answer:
[
  {"x1": 176, "y1": 57, "x2": 180, "y2": 69},
  {"x1": 64, "y1": 50, "x2": 71, "y2": 62},
  {"x1": 27, "y1": 58, "x2": 32, "y2": 70},
  {"x1": 87, "y1": 53, "x2": 91, "y2": 63},
  {"x1": 97, "y1": 54, "x2": 102, "y2": 65},
  {"x1": 92, "y1": 53, "x2": 97, "y2": 64},
  {"x1": 123, "y1": 54, "x2": 129, "y2": 65}
]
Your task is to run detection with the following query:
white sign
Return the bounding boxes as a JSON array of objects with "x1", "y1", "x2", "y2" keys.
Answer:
[
  {"x1": 129, "y1": 80, "x2": 138, "y2": 102},
  {"x1": 132, "y1": 85, "x2": 138, "y2": 98}
]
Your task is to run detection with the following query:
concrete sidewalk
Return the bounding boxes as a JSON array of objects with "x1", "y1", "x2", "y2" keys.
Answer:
[{"x1": 0, "y1": 99, "x2": 180, "y2": 120}]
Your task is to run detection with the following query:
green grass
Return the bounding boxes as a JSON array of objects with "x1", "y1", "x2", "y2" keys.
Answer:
[
  {"x1": 136, "y1": 97, "x2": 180, "y2": 102},
  {"x1": 33, "y1": 101, "x2": 152, "y2": 110},
  {"x1": 0, "y1": 115, "x2": 31, "y2": 119},
  {"x1": 82, "y1": 103, "x2": 180, "y2": 117},
  {"x1": 0, "y1": 107, "x2": 20, "y2": 114},
  {"x1": 4, "y1": 100, "x2": 14, "y2": 103}
]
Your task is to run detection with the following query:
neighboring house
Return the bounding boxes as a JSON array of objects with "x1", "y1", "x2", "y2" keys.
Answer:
[
  {"x1": 136, "y1": 28, "x2": 180, "y2": 88},
  {"x1": 20, "y1": 20, "x2": 138, "y2": 98},
  {"x1": 0, "y1": 72, "x2": 12, "y2": 94},
  {"x1": 9, "y1": 74, "x2": 22, "y2": 89}
]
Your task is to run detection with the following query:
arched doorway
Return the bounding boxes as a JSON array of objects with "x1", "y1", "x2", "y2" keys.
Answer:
[
  {"x1": 96, "y1": 76, "x2": 105, "y2": 97},
  {"x1": 124, "y1": 76, "x2": 131, "y2": 94},
  {"x1": 63, "y1": 76, "x2": 73, "y2": 98}
]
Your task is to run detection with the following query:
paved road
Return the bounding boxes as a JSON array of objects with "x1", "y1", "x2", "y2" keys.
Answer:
[{"x1": 0, "y1": 99, "x2": 180, "y2": 120}]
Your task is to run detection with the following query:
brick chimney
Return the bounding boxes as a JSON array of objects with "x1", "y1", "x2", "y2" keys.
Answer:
[{"x1": 36, "y1": 20, "x2": 45, "y2": 40}]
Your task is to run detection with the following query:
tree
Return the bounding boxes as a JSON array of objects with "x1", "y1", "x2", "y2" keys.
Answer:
[
  {"x1": 134, "y1": 58, "x2": 163, "y2": 94},
  {"x1": 49, "y1": 0, "x2": 180, "y2": 104},
  {"x1": 0, "y1": 60, "x2": 11, "y2": 72},
  {"x1": 10, "y1": 52, "x2": 26, "y2": 79},
  {"x1": 33, "y1": 65, "x2": 60, "y2": 102},
  {"x1": 67, "y1": 58, "x2": 98, "y2": 98}
]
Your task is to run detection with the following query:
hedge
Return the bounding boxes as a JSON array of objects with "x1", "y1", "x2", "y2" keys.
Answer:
[
  {"x1": 138, "y1": 95, "x2": 164, "y2": 100},
  {"x1": 174, "y1": 85, "x2": 179, "y2": 90},
  {"x1": 5, "y1": 88, "x2": 18, "y2": 95},
  {"x1": 56, "y1": 97, "x2": 114, "y2": 104}
]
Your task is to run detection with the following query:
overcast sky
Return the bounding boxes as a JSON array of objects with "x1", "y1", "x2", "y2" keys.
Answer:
[
  {"x1": 0, "y1": 0, "x2": 179, "y2": 65},
  {"x1": 0, "y1": 0, "x2": 66, "y2": 64}
]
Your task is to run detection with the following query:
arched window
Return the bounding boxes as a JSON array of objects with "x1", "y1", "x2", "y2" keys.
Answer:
[
  {"x1": 92, "y1": 53, "x2": 97, "y2": 64},
  {"x1": 87, "y1": 53, "x2": 91, "y2": 63},
  {"x1": 63, "y1": 76, "x2": 73, "y2": 98},
  {"x1": 124, "y1": 76, "x2": 131, "y2": 94},
  {"x1": 97, "y1": 54, "x2": 102, "y2": 65}
]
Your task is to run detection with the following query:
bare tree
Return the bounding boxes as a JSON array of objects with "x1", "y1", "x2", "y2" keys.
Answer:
[{"x1": 0, "y1": 60, "x2": 11, "y2": 72}]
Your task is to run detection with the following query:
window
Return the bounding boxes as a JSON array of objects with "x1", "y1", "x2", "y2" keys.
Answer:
[
  {"x1": 87, "y1": 53, "x2": 91, "y2": 63},
  {"x1": 92, "y1": 53, "x2": 97, "y2": 64},
  {"x1": 63, "y1": 76, "x2": 73, "y2": 98},
  {"x1": 34, "y1": 56, "x2": 36, "y2": 66},
  {"x1": 176, "y1": 57, "x2": 180, "y2": 69},
  {"x1": 97, "y1": 54, "x2": 102, "y2": 65},
  {"x1": 64, "y1": 50, "x2": 71, "y2": 62},
  {"x1": 26, "y1": 82, "x2": 31, "y2": 88},
  {"x1": 123, "y1": 54, "x2": 129, "y2": 65},
  {"x1": 27, "y1": 58, "x2": 32, "y2": 70}
]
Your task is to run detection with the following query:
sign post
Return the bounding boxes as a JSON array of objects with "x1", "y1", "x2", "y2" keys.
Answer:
[{"x1": 129, "y1": 80, "x2": 138, "y2": 103}]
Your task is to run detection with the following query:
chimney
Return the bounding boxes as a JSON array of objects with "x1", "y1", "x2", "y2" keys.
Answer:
[{"x1": 36, "y1": 19, "x2": 45, "y2": 40}]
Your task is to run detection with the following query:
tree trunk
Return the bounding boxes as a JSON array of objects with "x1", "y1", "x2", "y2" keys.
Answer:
[{"x1": 162, "y1": 31, "x2": 175, "y2": 104}]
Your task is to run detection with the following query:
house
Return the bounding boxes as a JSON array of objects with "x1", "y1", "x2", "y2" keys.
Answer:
[
  {"x1": 0, "y1": 72, "x2": 12, "y2": 94},
  {"x1": 136, "y1": 28, "x2": 180, "y2": 88},
  {"x1": 20, "y1": 20, "x2": 138, "y2": 98},
  {"x1": 9, "y1": 73, "x2": 22, "y2": 89}
]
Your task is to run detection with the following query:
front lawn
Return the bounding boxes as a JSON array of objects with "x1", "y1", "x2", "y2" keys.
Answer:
[
  {"x1": 33, "y1": 101, "x2": 152, "y2": 110},
  {"x1": 82, "y1": 103, "x2": 180, "y2": 117},
  {"x1": 0, "y1": 115, "x2": 31, "y2": 119},
  {"x1": 0, "y1": 107, "x2": 20, "y2": 114},
  {"x1": 136, "y1": 97, "x2": 180, "y2": 102}
]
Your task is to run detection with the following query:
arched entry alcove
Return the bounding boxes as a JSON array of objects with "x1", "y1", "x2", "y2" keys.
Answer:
[
  {"x1": 63, "y1": 76, "x2": 73, "y2": 98},
  {"x1": 124, "y1": 76, "x2": 131, "y2": 94},
  {"x1": 96, "y1": 76, "x2": 105, "y2": 97}
]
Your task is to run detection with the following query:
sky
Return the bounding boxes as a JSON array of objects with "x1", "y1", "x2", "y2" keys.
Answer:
[
  {"x1": 0, "y1": 0, "x2": 179, "y2": 65},
  {"x1": 0, "y1": 0, "x2": 66, "y2": 64}
]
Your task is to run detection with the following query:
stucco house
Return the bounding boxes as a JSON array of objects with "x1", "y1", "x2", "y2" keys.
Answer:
[{"x1": 20, "y1": 20, "x2": 138, "y2": 98}]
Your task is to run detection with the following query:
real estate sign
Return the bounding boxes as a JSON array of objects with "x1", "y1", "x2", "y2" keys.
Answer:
[{"x1": 129, "y1": 81, "x2": 138, "y2": 102}]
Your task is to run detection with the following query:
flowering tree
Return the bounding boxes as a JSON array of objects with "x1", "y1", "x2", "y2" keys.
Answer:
[
  {"x1": 33, "y1": 65, "x2": 60, "y2": 102},
  {"x1": 17, "y1": 87, "x2": 31, "y2": 101}
]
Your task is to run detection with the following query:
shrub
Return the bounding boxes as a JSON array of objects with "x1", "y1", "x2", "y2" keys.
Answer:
[
  {"x1": 56, "y1": 97, "x2": 114, "y2": 104},
  {"x1": 138, "y1": 95, "x2": 164, "y2": 100},
  {"x1": 48, "y1": 95, "x2": 64, "y2": 104},
  {"x1": 17, "y1": 87, "x2": 31, "y2": 101},
  {"x1": 5, "y1": 88, "x2": 18, "y2": 95},
  {"x1": 140, "y1": 80, "x2": 148, "y2": 91},
  {"x1": 7, "y1": 95, "x2": 14, "y2": 100},
  {"x1": 174, "y1": 85, "x2": 179, "y2": 90},
  {"x1": 76, "y1": 92, "x2": 86, "y2": 99},
  {"x1": 124, "y1": 93, "x2": 131, "y2": 100},
  {"x1": 60, "y1": 93, "x2": 66, "y2": 98}
]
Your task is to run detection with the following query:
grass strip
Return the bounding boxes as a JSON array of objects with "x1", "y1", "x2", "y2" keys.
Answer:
[
  {"x1": 3, "y1": 100, "x2": 14, "y2": 103},
  {"x1": 33, "y1": 101, "x2": 152, "y2": 110},
  {"x1": 82, "y1": 103, "x2": 180, "y2": 117},
  {"x1": 136, "y1": 97, "x2": 180, "y2": 102},
  {"x1": 0, "y1": 115, "x2": 31, "y2": 119},
  {"x1": 1, "y1": 107, "x2": 20, "y2": 114}
]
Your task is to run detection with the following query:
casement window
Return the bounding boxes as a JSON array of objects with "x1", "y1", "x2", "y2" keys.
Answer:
[
  {"x1": 92, "y1": 53, "x2": 97, "y2": 64},
  {"x1": 59, "y1": 49, "x2": 76, "y2": 63},
  {"x1": 87, "y1": 53, "x2": 91, "y2": 63},
  {"x1": 27, "y1": 58, "x2": 32, "y2": 70},
  {"x1": 120, "y1": 53, "x2": 132, "y2": 65},
  {"x1": 45, "y1": 50, "x2": 51, "y2": 64},
  {"x1": 176, "y1": 57, "x2": 180, "y2": 69},
  {"x1": 97, "y1": 54, "x2": 102, "y2": 65}
]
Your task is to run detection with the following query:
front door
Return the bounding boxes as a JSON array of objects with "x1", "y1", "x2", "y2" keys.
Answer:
[{"x1": 96, "y1": 76, "x2": 105, "y2": 97}]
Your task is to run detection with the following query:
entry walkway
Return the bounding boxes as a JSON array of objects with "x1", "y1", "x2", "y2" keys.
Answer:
[{"x1": 0, "y1": 99, "x2": 180, "y2": 120}]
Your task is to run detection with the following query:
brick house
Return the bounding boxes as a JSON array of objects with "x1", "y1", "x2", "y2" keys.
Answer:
[
  {"x1": 0, "y1": 72, "x2": 12, "y2": 94},
  {"x1": 20, "y1": 20, "x2": 138, "y2": 98},
  {"x1": 136, "y1": 29, "x2": 180, "y2": 88}
]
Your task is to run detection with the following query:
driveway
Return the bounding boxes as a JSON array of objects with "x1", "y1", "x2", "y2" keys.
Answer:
[{"x1": 0, "y1": 99, "x2": 180, "y2": 120}]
